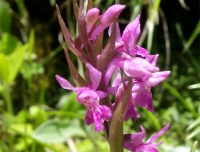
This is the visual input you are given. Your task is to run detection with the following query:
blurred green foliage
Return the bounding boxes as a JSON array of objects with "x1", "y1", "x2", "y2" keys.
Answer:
[{"x1": 0, "y1": 0, "x2": 199, "y2": 152}]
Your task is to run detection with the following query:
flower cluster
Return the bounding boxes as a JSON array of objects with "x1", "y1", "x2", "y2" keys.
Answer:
[{"x1": 56, "y1": 2, "x2": 170, "y2": 152}]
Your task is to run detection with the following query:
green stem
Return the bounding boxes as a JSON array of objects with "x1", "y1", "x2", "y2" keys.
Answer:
[{"x1": 2, "y1": 83, "x2": 13, "y2": 115}]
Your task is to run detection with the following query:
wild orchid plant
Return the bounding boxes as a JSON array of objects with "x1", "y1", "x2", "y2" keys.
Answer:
[{"x1": 55, "y1": 1, "x2": 170, "y2": 152}]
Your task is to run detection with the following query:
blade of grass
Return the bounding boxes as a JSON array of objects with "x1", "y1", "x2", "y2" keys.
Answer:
[
  {"x1": 182, "y1": 21, "x2": 200, "y2": 54},
  {"x1": 190, "y1": 141, "x2": 198, "y2": 152},
  {"x1": 163, "y1": 82, "x2": 198, "y2": 118}
]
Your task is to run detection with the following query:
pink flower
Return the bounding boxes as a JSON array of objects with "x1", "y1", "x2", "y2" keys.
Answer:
[
  {"x1": 107, "y1": 68, "x2": 170, "y2": 119},
  {"x1": 108, "y1": 15, "x2": 149, "y2": 58},
  {"x1": 124, "y1": 122, "x2": 170, "y2": 152},
  {"x1": 128, "y1": 71, "x2": 171, "y2": 115},
  {"x1": 55, "y1": 63, "x2": 112, "y2": 132}
]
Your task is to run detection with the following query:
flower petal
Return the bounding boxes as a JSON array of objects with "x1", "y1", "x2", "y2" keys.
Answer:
[
  {"x1": 85, "y1": 104, "x2": 112, "y2": 132},
  {"x1": 145, "y1": 54, "x2": 159, "y2": 66},
  {"x1": 130, "y1": 45, "x2": 149, "y2": 57},
  {"x1": 105, "y1": 65, "x2": 117, "y2": 86},
  {"x1": 146, "y1": 122, "x2": 171, "y2": 144},
  {"x1": 124, "y1": 141, "x2": 135, "y2": 151},
  {"x1": 112, "y1": 68, "x2": 122, "y2": 87},
  {"x1": 124, "y1": 57, "x2": 160, "y2": 78},
  {"x1": 86, "y1": 63, "x2": 102, "y2": 90},
  {"x1": 96, "y1": 90, "x2": 108, "y2": 98},
  {"x1": 124, "y1": 98, "x2": 140, "y2": 121},
  {"x1": 135, "y1": 92, "x2": 154, "y2": 112},
  {"x1": 122, "y1": 15, "x2": 140, "y2": 52},
  {"x1": 85, "y1": 110, "x2": 94, "y2": 125},
  {"x1": 108, "y1": 22, "x2": 122, "y2": 42},
  {"x1": 124, "y1": 126, "x2": 146, "y2": 147},
  {"x1": 136, "y1": 145, "x2": 159, "y2": 152},
  {"x1": 99, "y1": 105, "x2": 112, "y2": 120},
  {"x1": 124, "y1": 59, "x2": 152, "y2": 78},
  {"x1": 77, "y1": 89, "x2": 99, "y2": 104},
  {"x1": 146, "y1": 71, "x2": 171, "y2": 87},
  {"x1": 55, "y1": 75, "x2": 75, "y2": 90},
  {"x1": 107, "y1": 87, "x2": 118, "y2": 95}
]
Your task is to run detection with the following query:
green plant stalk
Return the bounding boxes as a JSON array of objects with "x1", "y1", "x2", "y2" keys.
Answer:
[
  {"x1": 2, "y1": 83, "x2": 13, "y2": 115},
  {"x1": 109, "y1": 80, "x2": 132, "y2": 152},
  {"x1": 31, "y1": 142, "x2": 37, "y2": 152},
  {"x1": 22, "y1": 81, "x2": 29, "y2": 152},
  {"x1": 109, "y1": 102, "x2": 124, "y2": 152},
  {"x1": 5, "y1": 125, "x2": 15, "y2": 151}
]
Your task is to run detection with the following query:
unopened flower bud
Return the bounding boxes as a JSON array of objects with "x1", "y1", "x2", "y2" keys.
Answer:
[{"x1": 85, "y1": 8, "x2": 100, "y2": 25}]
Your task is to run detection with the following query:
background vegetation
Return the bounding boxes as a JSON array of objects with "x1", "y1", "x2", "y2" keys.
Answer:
[{"x1": 0, "y1": 0, "x2": 199, "y2": 151}]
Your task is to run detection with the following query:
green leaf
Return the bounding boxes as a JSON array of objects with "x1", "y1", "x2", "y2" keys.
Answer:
[
  {"x1": 57, "y1": 92, "x2": 82, "y2": 112},
  {"x1": 15, "y1": 138, "x2": 33, "y2": 152},
  {"x1": 0, "y1": 33, "x2": 22, "y2": 55},
  {"x1": 109, "y1": 79, "x2": 132, "y2": 152},
  {"x1": 187, "y1": 127, "x2": 200, "y2": 140},
  {"x1": 7, "y1": 125, "x2": 61, "y2": 152},
  {"x1": 0, "y1": 53, "x2": 9, "y2": 82},
  {"x1": 33, "y1": 119, "x2": 86, "y2": 143},
  {"x1": 0, "y1": 1, "x2": 12, "y2": 33},
  {"x1": 187, "y1": 118, "x2": 200, "y2": 131},
  {"x1": 6, "y1": 44, "x2": 28, "y2": 82},
  {"x1": 9, "y1": 123, "x2": 33, "y2": 135},
  {"x1": 20, "y1": 62, "x2": 44, "y2": 79}
]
